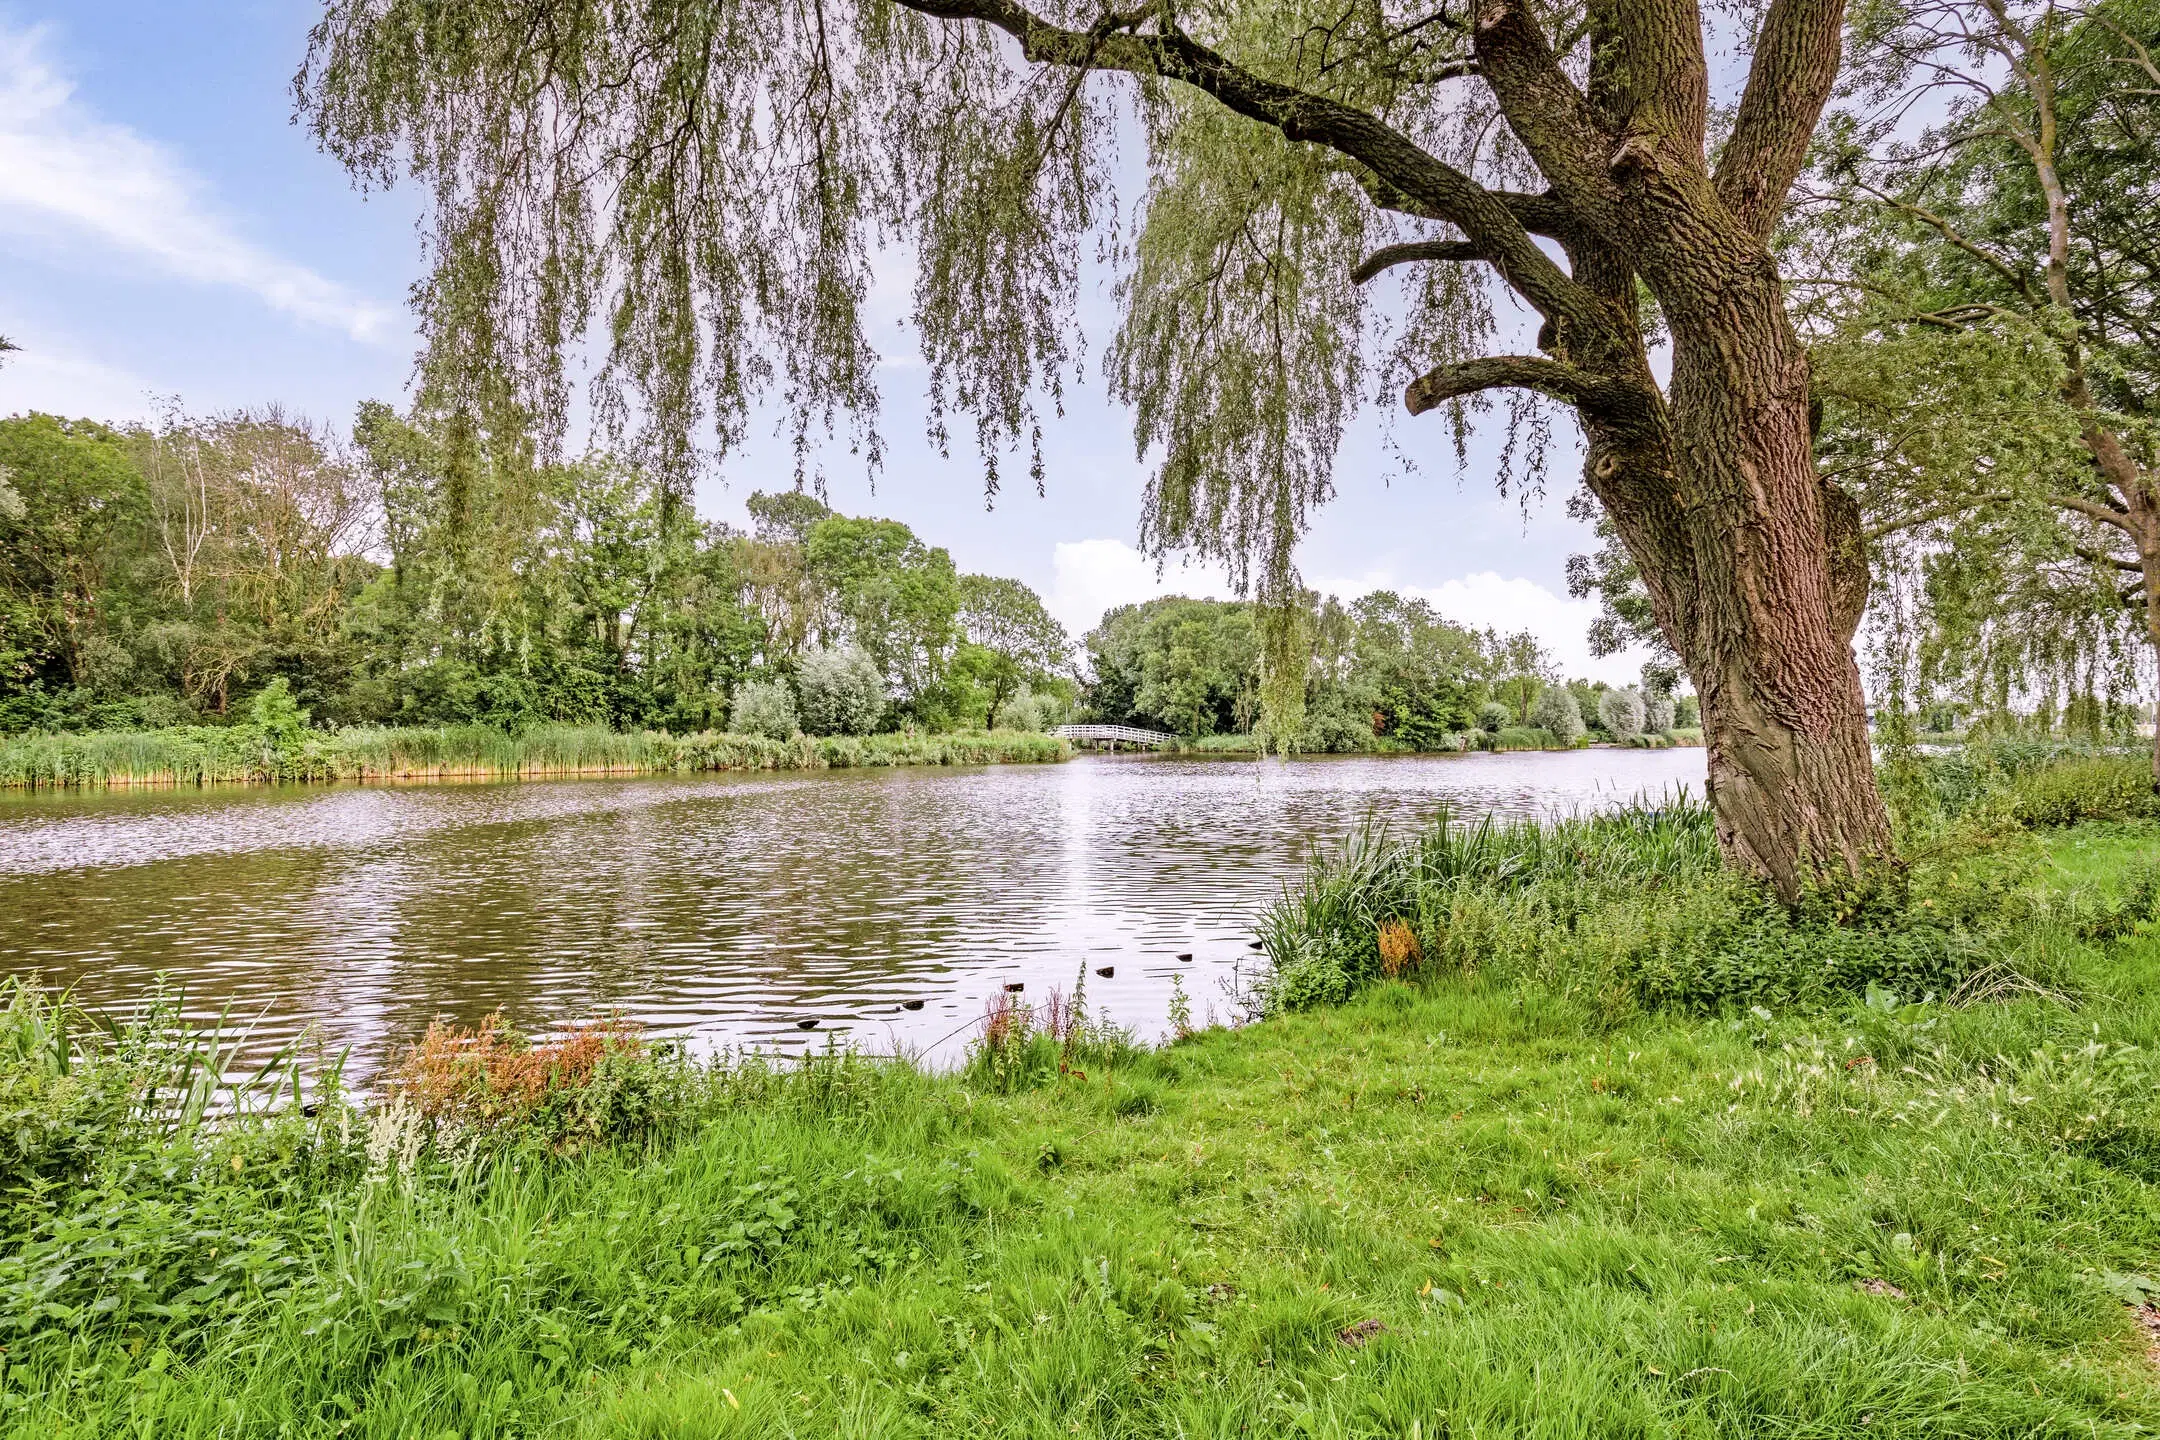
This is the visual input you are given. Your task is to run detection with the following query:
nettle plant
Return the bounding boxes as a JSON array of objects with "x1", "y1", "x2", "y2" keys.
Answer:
[{"x1": 302, "y1": 0, "x2": 1891, "y2": 896}]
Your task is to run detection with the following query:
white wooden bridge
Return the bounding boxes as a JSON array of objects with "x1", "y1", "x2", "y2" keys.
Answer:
[{"x1": 1053, "y1": 724, "x2": 1177, "y2": 752}]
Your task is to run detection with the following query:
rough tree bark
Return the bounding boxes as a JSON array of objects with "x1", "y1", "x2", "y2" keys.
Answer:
[{"x1": 901, "y1": 0, "x2": 1894, "y2": 898}]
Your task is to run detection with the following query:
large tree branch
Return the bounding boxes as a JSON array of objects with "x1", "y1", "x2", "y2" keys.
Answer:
[
  {"x1": 1357, "y1": 173, "x2": 1578, "y2": 241},
  {"x1": 2049, "y1": 491, "x2": 2137, "y2": 532},
  {"x1": 1467, "y1": 1, "x2": 1617, "y2": 213},
  {"x1": 1351, "y1": 238, "x2": 1486, "y2": 283},
  {"x1": 1404, "y1": 354, "x2": 1633, "y2": 414},
  {"x1": 896, "y1": 0, "x2": 1592, "y2": 324},
  {"x1": 2076, "y1": 544, "x2": 2146, "y2": 573},
  {"x1": 1716, "y1": 0, "x2": 1849, "y2": 239}
]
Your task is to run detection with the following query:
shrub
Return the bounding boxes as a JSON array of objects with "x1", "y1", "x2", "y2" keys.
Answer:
[
  {"x1": 1476, "y1": 701, "x2": 1511, "y2": 734},
  {"x1": 384, "y1": 1013, "x2": 684, "y2": 1152},
  {"x1": 796, "y1": 647, "x2": 885, "y2": 736},
  {"x1": 1599, "y1": 687, "x2": 1648, "y2": 741},
  {"x1": 999, "y1": 685, "x2": 1071, "y2": 732},
  {"x1": 1645, "y1": 691, "x2": 1676, "y2": 734},
  {"x1": 1298, "y1": 690, "x2": 1373, "y2": 752},
  {"x1": 729, "y1": 678, "x2": 798, "y2": 740},
  {"x1": 1528, "y1": 685, "x2": 1585, "y2": 742},
  {"x1": 1492, "y1": 725, "x2": 1559, "y2": 751},
  {"x1": 2007, "y1": 755, "x2": 2159, "y2": 828}
]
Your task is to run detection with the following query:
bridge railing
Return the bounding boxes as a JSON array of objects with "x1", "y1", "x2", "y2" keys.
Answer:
[{"x1": 1052, "y1": 724, "x2": 1176, "y2": 750}]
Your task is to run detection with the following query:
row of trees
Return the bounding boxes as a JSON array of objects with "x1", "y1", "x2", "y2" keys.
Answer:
[
  {"x1": 1081, "y1": 593, "x2": 1693, "y2": 749},
  {"x1": 0, "y1": 407, "x2": 1072, "y2": 737}
]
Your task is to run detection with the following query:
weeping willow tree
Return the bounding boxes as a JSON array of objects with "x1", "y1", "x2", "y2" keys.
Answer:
[
  {"x1": 1796, "y1": 0, "x2": 2160, "y2": 775},
  {"x1": 299, "y1": 0, "x2": 1893, "y2": 900}
]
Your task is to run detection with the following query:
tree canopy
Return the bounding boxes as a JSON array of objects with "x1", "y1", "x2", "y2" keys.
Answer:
[
  {"x1": 0, "y1": 406, "x2": 1070, "y2": 737},
  {"x1": 1796, "y1": 0, "x2": 2160, "y2": 765},
  {"x1": 299, "y1": 0, "x2": 1902, "y2": 893}
]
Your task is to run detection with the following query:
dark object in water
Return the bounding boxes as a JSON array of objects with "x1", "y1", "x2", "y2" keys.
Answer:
[
  {"x1": 1177, "y1": 952, "x2": 1194, "y2": 962},
  {"x1": 1095, "y1": 965, "x2": 1115, "y2": 978},
  {"x1": 796, "y1": 1018, "x2": 820, "y2": 1030},
  {"x1": 1248, "y1": 939, "x2": 1265, "y2": 950},
  {"x1": 901, "y1": 999, "x2": 926, "y2": 1011},
  {"x1": 1004, "y1": 981, "x2": 1025, "y2": 992}
]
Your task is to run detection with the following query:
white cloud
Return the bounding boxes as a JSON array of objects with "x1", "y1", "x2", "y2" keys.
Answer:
[
  {"x1": 0, "y1": 24, "x2": 392, "y2": 341},
  {"x1": 1316, "y1": 568, "x2": 1652, "y2": 686},
  {"x1": 1047, "y1": 538, "x2": 1233, "y2": 637}
]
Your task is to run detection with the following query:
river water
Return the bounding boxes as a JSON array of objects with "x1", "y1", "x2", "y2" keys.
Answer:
[{"x1": 0, "y1": 748, "x2": 1704, "y2": 1073}]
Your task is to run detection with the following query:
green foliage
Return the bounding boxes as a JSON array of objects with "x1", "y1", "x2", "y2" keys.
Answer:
[
  {"x1": 1599, "y1": 686, "x2": 1648, "y2": 741},
  {"x1": 1255, "y1": 763, "x2": 2097, "y2": 1020},
  {"x1": 13, "y1": 823, "x2": 2160, "y2": 1432},
  {"x1": 729, "y1": 679, "x2": 798, "y2": 741},
  {"x1": 1083, "y1": 591, "x2": 1565, "y2": 751},
  {"x1": 795, "y1": 646, "x2": 885, "y2": 737},
  {"x1": 1802, "y1": 0, "x2": 2160, "y2": 728},
  {"x1": 0, "y1": 397, "x2": 1066, "y2": 747},
  {"x1": 1528, "y1": 684, "x2": 1586, "y2": 742},
  {"x1": 953, "y1": 573, "x2": 1071, "y2": 729},
  {"x1": 0, "y1": 722, "x2": 1065, "y2": 789},
  {"x1": 0, "y1": 414, "x2": 148, "y2": 706},
  {"x1": 1475, "y1": 700, "x2": 1511, "y2": 734}
]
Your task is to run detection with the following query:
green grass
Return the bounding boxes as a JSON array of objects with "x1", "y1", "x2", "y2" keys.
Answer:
[
  {"x1": 0, "y1": 724, "x2": 1068, "y2": 789},
  {"x1": 9, "y1": 766, "x2": 2160, "y2": 1434}
]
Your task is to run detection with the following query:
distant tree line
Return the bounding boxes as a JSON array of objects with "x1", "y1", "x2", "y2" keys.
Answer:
[
  {"x1": 1080, "y1": 595, "x2": 1695, "y2": 751},
  {"x1": 0, "y1": 407, "x2": 1072, "y2": 737}
]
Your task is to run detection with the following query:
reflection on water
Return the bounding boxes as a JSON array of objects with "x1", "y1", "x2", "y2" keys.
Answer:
[{"x1": 0, "y1": 748, "x2": 1705, "y2": 1072}]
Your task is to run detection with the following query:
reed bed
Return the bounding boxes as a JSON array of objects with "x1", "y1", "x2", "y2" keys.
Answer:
[
  {"x1": 0, "y1": 724, "x2": 1068, "y2": 789},
  {"x1": 1253, "y1": 778, "x2": 2097, "y2": 1018}
]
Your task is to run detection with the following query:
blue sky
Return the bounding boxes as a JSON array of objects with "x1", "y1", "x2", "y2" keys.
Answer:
[{"x1": 0, "y1": 1, "x2": 1649, "y2": 681}]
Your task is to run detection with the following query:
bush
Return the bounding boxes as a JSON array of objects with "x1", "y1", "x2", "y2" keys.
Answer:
[
  {"x1": 1492, "y1": 725, "x2": 1559, "y2": 751},
  {"x1": 998, "y1": 685, "x2": 1071, "y2": 732},
  {"x1": 796, "y1": 647, "x2": 885, "y2": 736},
  {"x1": 2007, "y1": 755, "x2": 2159, "y2": 828},
  {"x1": 1645, "y1": 692, "x2": 1676, "y2": 734},
  {"x1": 729, "y1": 678, "x2": 799, "y2": 740},
  {"x1": 1298, "y1": 689, "x2": 1373, "y2": 752},
  {"x1": 1528, "y1": 685, "x2": 1585, "y2": 742},
  {"x1": 1599, "y1": 687, "x2": 1648, "y2": 741},
  {"x1": 1476, "y1": 700, "x2": 1511, "y2": 734},
  {"x1": 385, "y1": 1013, "x2": 689, "y2": 1152}
]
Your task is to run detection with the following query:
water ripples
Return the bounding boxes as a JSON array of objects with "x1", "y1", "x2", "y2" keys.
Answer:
[{"x1": 0, "y1": 748, "x2": 1705, "y2": 1073}]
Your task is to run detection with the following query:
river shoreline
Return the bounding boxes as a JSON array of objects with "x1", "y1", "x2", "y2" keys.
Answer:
[
  {"x1": 7, "y1": 777, "x2": 2158, "y2": 1432},
  {"x1": 0, "y1": 720, "x2": 1711, "y2": 791},
  {"x1": 0, "y1": 723, "x2": 1070, "y2": 791}
]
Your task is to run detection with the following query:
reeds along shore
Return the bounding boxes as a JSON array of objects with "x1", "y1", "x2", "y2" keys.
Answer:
[{"x1": 0, "y1": 723, "x2": 1070, "y2": 790}]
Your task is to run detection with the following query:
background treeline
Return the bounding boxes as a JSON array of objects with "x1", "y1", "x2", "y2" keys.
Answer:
[
  {"x1": 0, "y1": 407, "x2": 1074, "y2": 740},
  {"x1": 1079, "y1": 594, "x2": 1697, "y2": 752},
  {"x1": 0, "y1": 401, "x2": 1682, "y2": 758}
]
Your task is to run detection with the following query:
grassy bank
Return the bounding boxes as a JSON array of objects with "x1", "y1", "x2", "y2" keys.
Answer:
[
  {"x1": 8, "y1": 754, "x2": 2160, "y2": 1433},
  {"x1": 1184, "y1": 728, "x2": 1702, "y2": 756},
  {"x1": 0, "y1": 723, "x2": 1068, "y2": 789}
]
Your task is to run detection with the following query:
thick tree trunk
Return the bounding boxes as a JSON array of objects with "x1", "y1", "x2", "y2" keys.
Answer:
[
  {"x1": 1577, "y1": 244, "x2": 1894, "y2": 903},
  {"x1": 1671, "y1": 271, "x2": 1892, "y2": 900}
]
